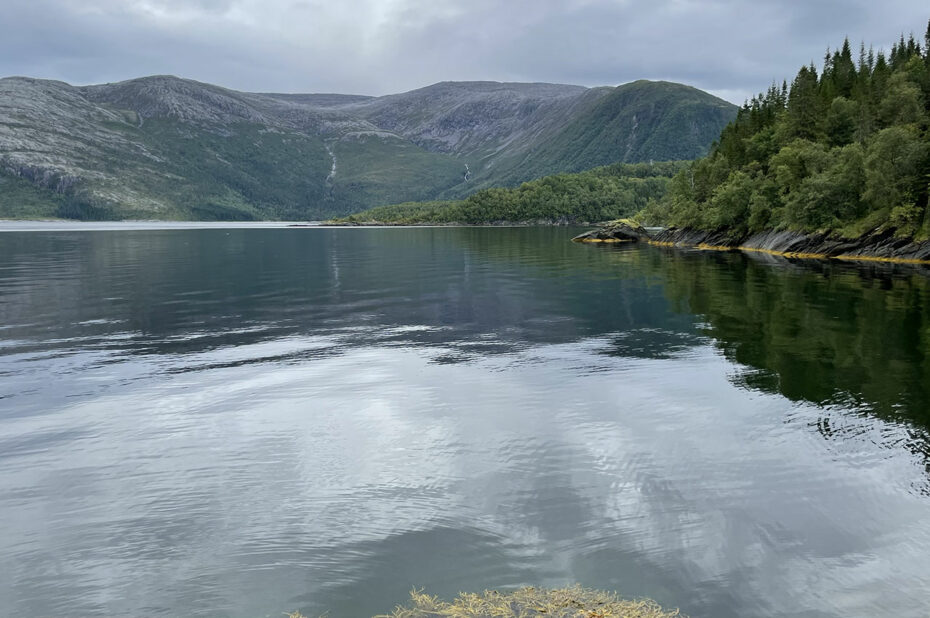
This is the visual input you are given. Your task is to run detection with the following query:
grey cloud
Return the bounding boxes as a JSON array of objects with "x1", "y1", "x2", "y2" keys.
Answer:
[{"x1": 0, "y1": 0, "x2": 927, "y2": 102}]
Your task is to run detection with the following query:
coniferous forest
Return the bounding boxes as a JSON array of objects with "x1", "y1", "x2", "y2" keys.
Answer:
[{"x1": 640, "y1": 21, "x2": 930, "y2": 240}]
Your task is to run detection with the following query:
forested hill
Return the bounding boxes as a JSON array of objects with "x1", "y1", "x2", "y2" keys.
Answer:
[
  {"x1": 0, "y1": 76, "x2": 734, "y2": 221},
  {"x1": 334, "y1": 161, "x2": 686, "y2": 224},
  {"x1": 641, "y1": 20, "x2": 930, "y2": 240}
]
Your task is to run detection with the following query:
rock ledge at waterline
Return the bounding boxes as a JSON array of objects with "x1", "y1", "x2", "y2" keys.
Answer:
[{"x1": 573, "y1": 220, "x2": 930, "y2": 265}]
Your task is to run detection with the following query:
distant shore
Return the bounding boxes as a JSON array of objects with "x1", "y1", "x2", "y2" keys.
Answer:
[
  {"x1": 0, "y1": 219, "x2": 597, "y2": 232},
  {"x1": 318, "y1": 220, "x2": 594, "y2": 227},
  {"x1": 0, "y1": 220, "x2": 320, "y2": 232}
]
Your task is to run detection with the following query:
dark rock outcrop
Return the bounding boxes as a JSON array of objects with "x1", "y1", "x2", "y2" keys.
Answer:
[
  {"x1": 578, "y1": 222, "x2": 930, "y2": 264},
  {"x1": 572, "y1": 219, "x2": 649, "y2": 242}
]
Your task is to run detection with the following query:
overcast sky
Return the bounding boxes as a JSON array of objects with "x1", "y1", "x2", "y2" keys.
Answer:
[{"x1": 1, "y1": 0, "x2": 928, "y2": 104}]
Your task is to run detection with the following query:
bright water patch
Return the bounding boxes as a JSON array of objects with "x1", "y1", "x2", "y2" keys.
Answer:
[{"x1": 1, "y1": 227, "x2": 930, "y2": 617}]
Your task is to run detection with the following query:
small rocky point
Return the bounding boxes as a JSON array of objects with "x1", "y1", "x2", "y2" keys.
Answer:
[{"x1": 572, "y1": 219, "x2": 649, "y2": 243}]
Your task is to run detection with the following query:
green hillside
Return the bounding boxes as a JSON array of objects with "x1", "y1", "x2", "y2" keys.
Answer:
[
  {"x1": 490, "y1": 81, "x2": 737, "y2": 188},
  {"x1": 323, "y1": 135, "x2": 465, "y2": 214},
  {"x1": 0, "y1": 76, "x2": 734, "y2": 220},
  {"x1": 335, "y1": 161, "x2": 686, "y2": 224},
  {"x1": 640, "y1": 21, "x2": 930, "y2": 240}
]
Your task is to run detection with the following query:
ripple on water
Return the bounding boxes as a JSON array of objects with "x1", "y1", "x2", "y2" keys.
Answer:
[{"x1": 2, "y1": 228, "x2": 930, "y2": 617}]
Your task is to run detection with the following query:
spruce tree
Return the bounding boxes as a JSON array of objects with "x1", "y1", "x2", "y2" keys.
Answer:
[
  {"x1": 830, "y1": 38, "x2": 857, "y2": 98},
  {"x1": 787, "y1": 65, "x2": 822, "y2": 139},
  {"x1": 925, "y1": 19, "x2": 930, "y2": 61}
]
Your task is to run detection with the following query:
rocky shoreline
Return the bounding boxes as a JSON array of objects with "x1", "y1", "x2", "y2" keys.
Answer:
[{"x1": 573, "y1": 220, "x2": 930, "y2": 265}]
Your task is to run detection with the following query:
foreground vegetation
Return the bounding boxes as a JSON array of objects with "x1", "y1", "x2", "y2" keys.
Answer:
[
  {"x1": 334, "y1": 161, "x2": 686, "y2": 224},
  {"x1": 288, "y1": 588, "x2": 679, "y2": 617},
  {"x1": 640, "y1": 20, "x2": 930, "y2": 240},
  {"x1": 375, "y1": 587, "x2": 680, "y2": 618},
  {"x1": 292, "y1": 586, "x2": 680, "y2": 618}
]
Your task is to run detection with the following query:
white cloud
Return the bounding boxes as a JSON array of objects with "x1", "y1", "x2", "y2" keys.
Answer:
[{"x1": 0, "y1": 0, "x2": 927, "y2": 102}]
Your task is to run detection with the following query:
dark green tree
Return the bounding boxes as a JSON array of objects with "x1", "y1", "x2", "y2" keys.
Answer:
[{"x1": 642, "y1": 19, "x2": 930, "y2": 240}]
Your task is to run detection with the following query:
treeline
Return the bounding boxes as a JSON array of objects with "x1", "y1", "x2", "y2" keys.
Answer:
[
  {"x1": 641, "y1": 21, "x2": 930, "y2": 239},
  {"x1": 335, "y1": 161, "x2": 686, "y2": 224}
]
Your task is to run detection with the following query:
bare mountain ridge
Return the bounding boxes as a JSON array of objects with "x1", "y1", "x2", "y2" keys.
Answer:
[
  {"x1": 81, "y1": 76, "x2": 599, "y2": 151},
  {"x1": 0, "y1": 74, "x2": 737, "y2": 220}
]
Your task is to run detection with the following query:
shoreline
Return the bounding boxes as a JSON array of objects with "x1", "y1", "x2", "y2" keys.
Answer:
[
  {"x1": 0, "y1": 220, "x2": 319, "y2": 232},
  {"x1": 0, "y1": 219, "x2": 594, "y2": 231},
  {"x1": 319, "y1": 220, "x2": 595, "y2": 227},
  {"x1": 574, "y1": 221, "x2": 930, "y2": 267}
]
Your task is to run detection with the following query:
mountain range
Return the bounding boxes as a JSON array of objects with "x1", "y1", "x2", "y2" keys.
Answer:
[{"x1": 0, "y1": 75, "x2": 737, "y2": 220}]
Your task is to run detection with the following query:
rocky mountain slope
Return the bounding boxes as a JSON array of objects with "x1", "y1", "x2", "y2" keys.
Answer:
[{"x1": 0, "y1": 75, "x2": 737, "y2": 220}]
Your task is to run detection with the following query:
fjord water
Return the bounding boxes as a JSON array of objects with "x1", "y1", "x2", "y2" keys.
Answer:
[{"x1": 2, "y1": 226, "x2": 930, "y2": 618}]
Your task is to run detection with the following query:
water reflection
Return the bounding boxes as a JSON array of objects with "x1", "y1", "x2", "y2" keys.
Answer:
[
  {"x1": 645, "y1": 248, "x2": 930, "y2": 423},
  {"x1": 1, "y1": 228, "x2": 930, "y2": 617},
  {"x1": 614, "y1": 245, "x2": 930, "y2": 496}
]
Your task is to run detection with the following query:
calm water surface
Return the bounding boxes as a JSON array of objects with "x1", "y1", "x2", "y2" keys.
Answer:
[{"x1": 1, "y1": 226, "x2": 930, "y2": 617}]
